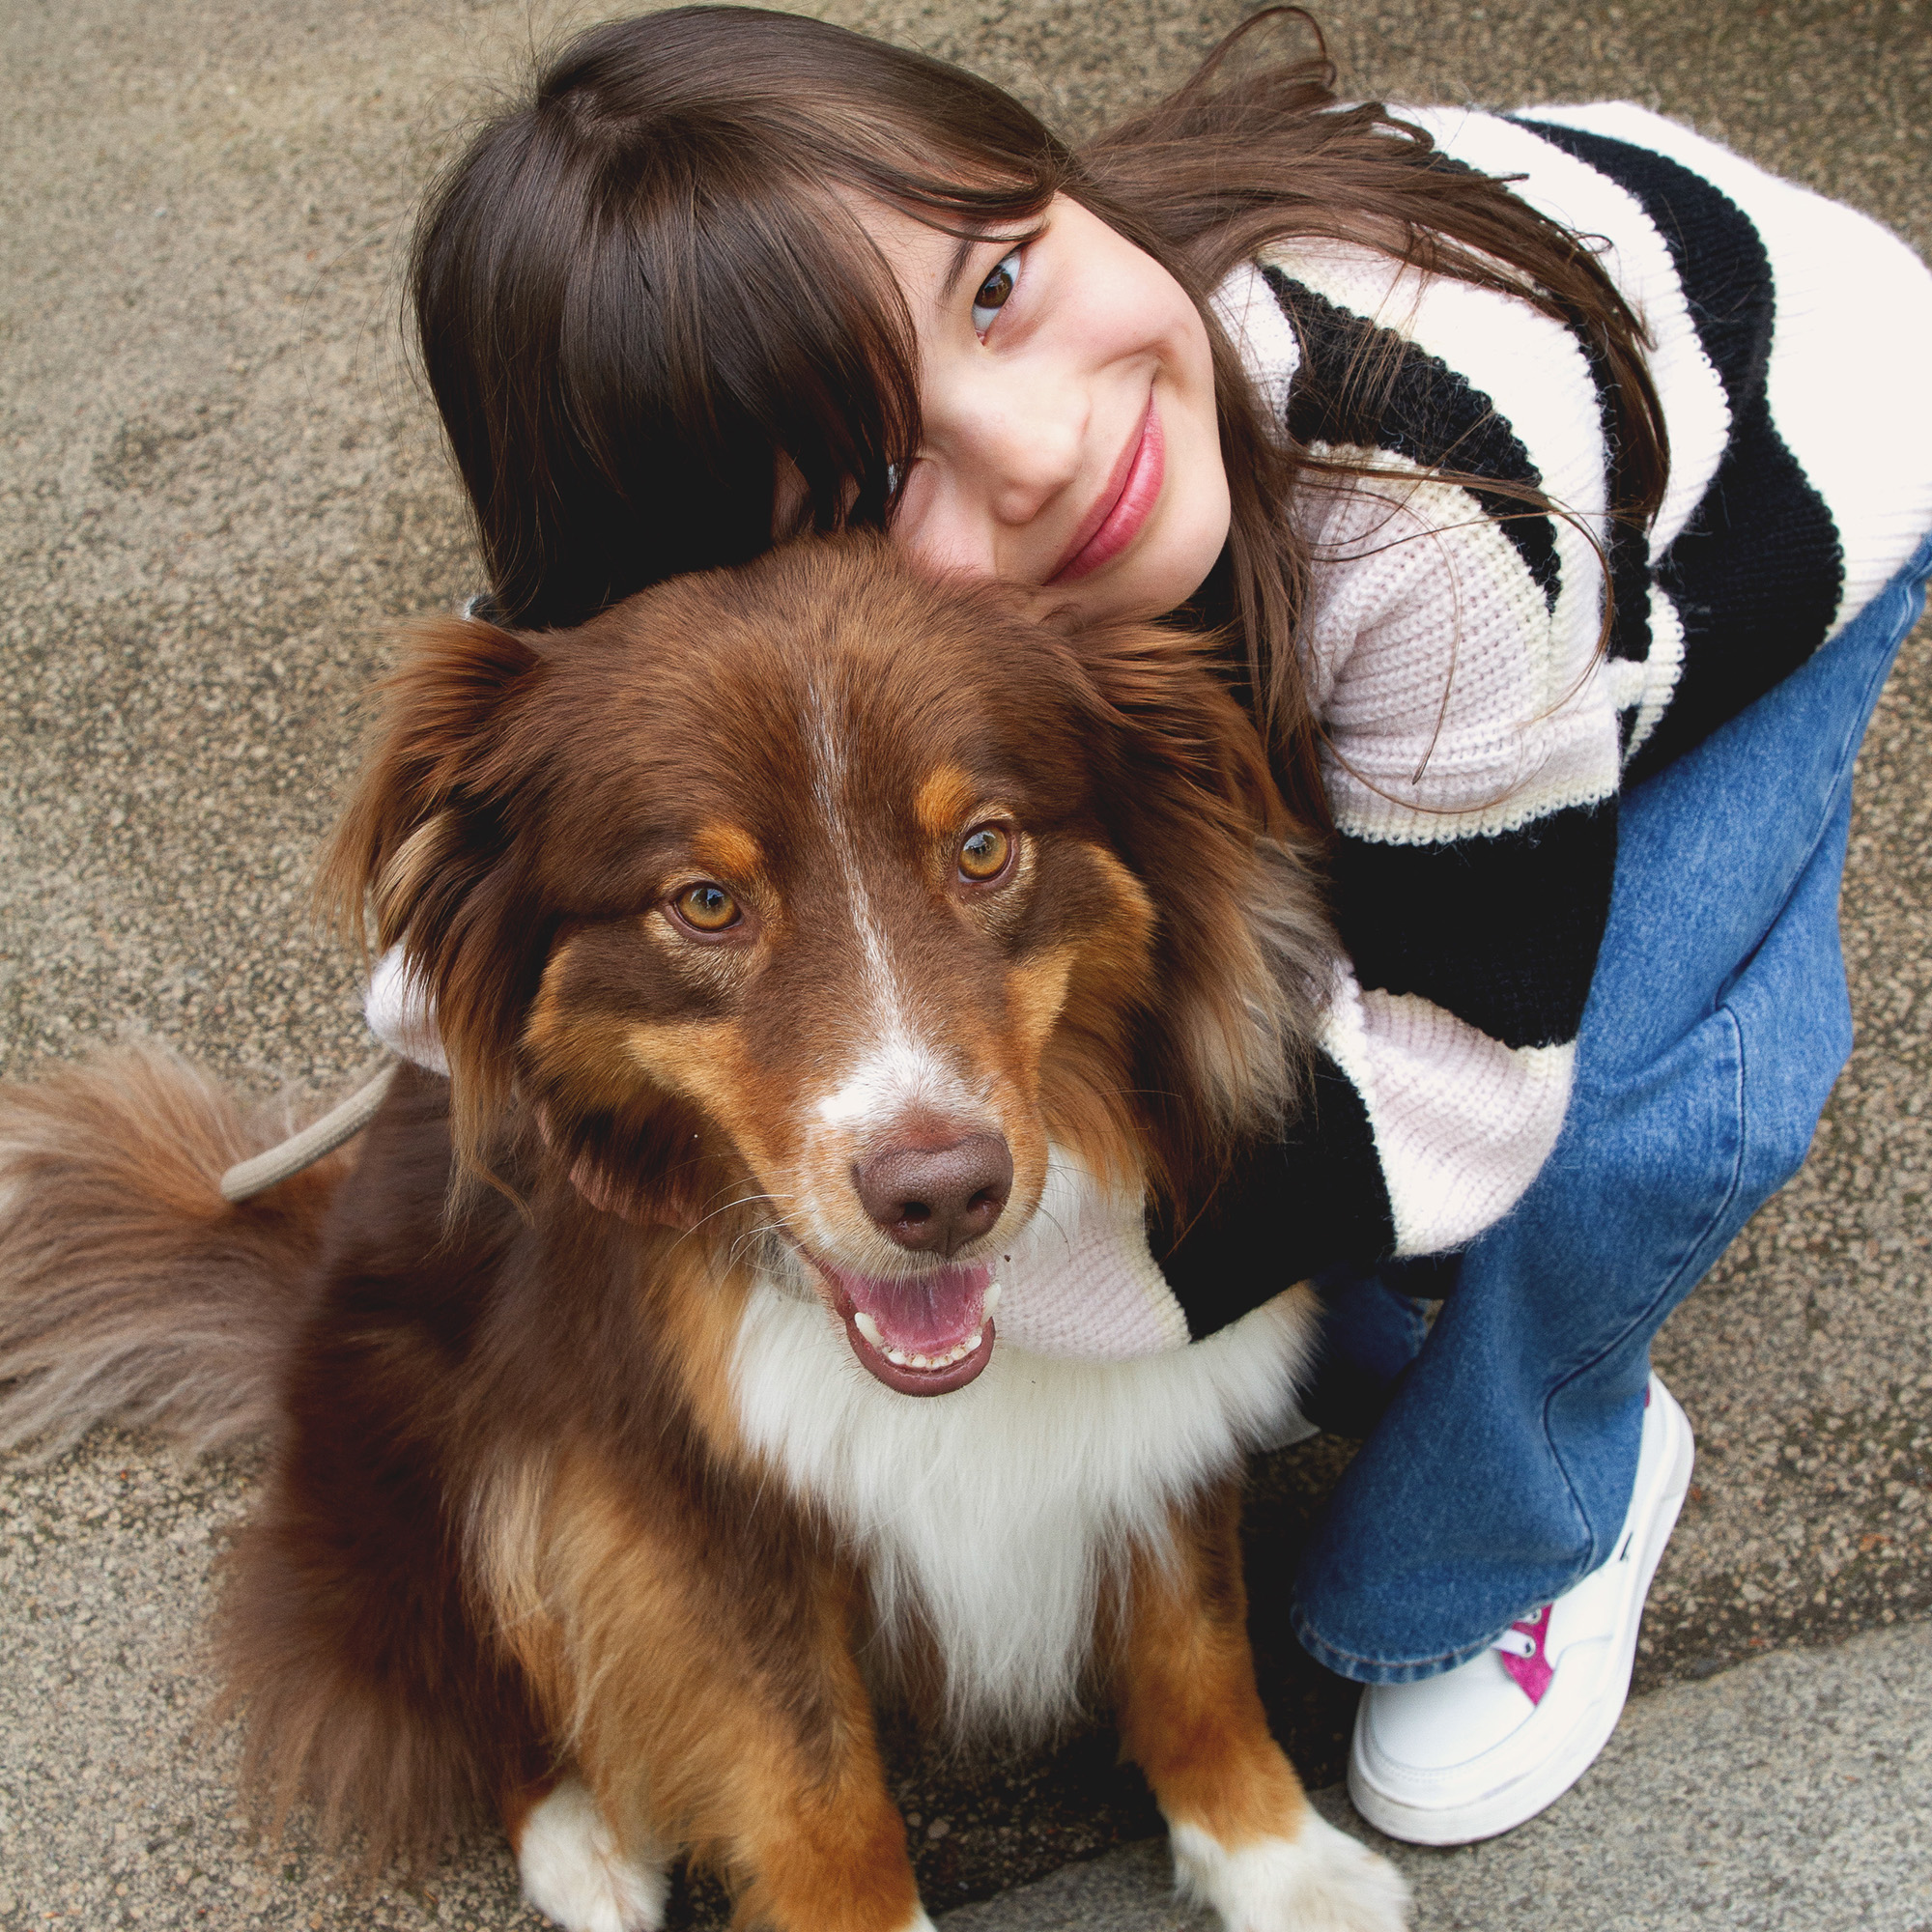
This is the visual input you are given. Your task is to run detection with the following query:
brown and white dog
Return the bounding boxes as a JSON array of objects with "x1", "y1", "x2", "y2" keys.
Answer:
[{"x1": 0, "y1": 538, "x2": 1406, "y2": 1931}]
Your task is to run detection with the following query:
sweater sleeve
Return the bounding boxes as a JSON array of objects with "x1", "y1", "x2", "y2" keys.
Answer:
[
  {"x1": 1167, "y1": 102, "x2": 1932, "y2": 1338},
  {"x1": 1163, "y1": 245, "x2": 1627, "y2": 1332},
  {"x1": 1300, "y1": 465, "x2": 1621, "y2": 1267}
]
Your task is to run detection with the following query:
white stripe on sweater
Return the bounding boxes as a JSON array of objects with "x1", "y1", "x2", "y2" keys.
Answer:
[
  {"x1": 1628, "y1": 582, "x2": 1688, "y2": 761},
  {"x1": 1397, "y1": 103, "x2": 1735, "y2": 556},
  {"x1": 1291, "y1": 457, "x2": 1620, "y2": 844},
  {"x1": 1210, "y1": 259, "x2": 1303, "y2": 430},
  {"x1": 1528, "y1": 102, "x2": 1932, "y2": 636},
  {"x1": 1321, "y1": 975, "x2": 1576, "y2": 1258}
]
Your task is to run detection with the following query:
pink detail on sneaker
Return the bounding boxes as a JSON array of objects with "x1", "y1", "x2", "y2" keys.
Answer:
[{"x1": 1499, "y1": 1605, "x2": 1554, "y2": 1705}]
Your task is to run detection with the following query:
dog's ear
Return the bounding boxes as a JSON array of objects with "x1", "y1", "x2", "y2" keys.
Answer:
[
  {"x1": 319, "y1": 613, "x2": 554, "y2": 1198},
  {"x1": 1071, "y1": 622, "x2": 1280, "y2": 833},
  {"x1": 528, "y1": 1103, "x2": 704, "y2": 1231},
  {"x1": 1073, "y1": 623, "x2": 1336, "y2": 1197}
]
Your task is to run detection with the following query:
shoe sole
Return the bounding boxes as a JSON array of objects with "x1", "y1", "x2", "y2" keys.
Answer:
[{"x1": 1348, "y1": 1378, "x2": 1695, "y2": 1846}]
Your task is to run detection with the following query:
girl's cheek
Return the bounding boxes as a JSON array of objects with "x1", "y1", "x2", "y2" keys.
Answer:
[
  {"x1": 889, "y1": 460, "x2": 935, "y2": 534},
  {"x1": 886, "y1": 467, "x2": 962, "y2": 574}
]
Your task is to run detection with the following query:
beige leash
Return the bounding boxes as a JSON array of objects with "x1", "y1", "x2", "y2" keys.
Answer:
[{"x1": 218, "y1": 1060, "x2": 400, "y2": 1204}]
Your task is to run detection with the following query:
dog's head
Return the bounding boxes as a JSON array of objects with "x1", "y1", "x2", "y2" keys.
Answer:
[{"x1": 325, "y1": 536, "x2": 1331, "y2": 1392}]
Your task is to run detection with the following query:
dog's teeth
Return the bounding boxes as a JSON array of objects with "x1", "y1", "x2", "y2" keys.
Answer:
[
  {"x1": 869, "y1": 1332, "x2": 983, "y2": 1373},
  {"x1": 982, "y1": 1279, "x2": 1002, "y2": 1319}
]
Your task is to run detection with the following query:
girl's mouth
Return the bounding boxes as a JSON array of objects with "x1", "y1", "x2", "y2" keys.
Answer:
[{"x1": 1048, "y1": 393, "x2": 1164, "y2": 585}]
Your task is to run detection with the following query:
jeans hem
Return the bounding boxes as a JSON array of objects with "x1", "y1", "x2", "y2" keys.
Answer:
[
  {"x1": 1290, "y1": 1600, "x2": 1548, "y2": 1687},
  {"x1": 1535, "y1": 1009, "x2": 1746, "y2": 1590}
]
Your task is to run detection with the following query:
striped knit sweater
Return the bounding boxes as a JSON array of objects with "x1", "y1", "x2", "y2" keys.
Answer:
[
  {"x1": 1158, "y1": 102, "x2": 1932, "y2": 1337},
  {"x1": 366, "y1": 104, "x2": 1932, "y2": 1359}
]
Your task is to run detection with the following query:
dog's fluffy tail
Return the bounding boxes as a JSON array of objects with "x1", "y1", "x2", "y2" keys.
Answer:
[{"x1": 0, "y1": 1042, "x2": 354, "y2": 1458}]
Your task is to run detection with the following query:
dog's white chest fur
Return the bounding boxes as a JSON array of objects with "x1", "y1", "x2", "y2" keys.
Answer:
[{"x1": 730, "y1": 1280, "x2": 1314, "y2": 1733}]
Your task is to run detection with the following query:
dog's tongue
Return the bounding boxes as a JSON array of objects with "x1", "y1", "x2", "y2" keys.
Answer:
[{"x1": 826, "y1": 1262, "x2": 998, "y2": 1397}]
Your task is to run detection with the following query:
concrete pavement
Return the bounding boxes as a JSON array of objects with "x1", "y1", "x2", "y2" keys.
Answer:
[
  {"x1": 938, "y1": 1622, "x2": 1932, "y2": 1932},
  {"x1": 2, "y1": 1, "x2": 1928, "y2": 1925}
]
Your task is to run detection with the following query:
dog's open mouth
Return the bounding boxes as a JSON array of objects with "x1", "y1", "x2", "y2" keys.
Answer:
[{"x1": 821, "y1": 1263, "x2": 1001, "y2": 1396}]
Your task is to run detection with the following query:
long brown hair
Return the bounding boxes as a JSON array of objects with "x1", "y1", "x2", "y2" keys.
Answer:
[{"x1": 411, "y1": 5, "x2": 1665, "y2": 827}]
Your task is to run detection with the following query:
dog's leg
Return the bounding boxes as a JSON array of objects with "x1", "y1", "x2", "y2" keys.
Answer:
[
  {"x1": 718, "y1": 1736, "x2": 933, "y2": 1932},
  {"x1": 550, "y1": 1664, "x2": 928, "y2": 1932},
  {"x1": 621, "y1": 1642, "x2": 930, "y2": 1932},
  {"x1": 527, "y1": 1463, "x2": 931, "y2": 1932},
  {"x1": 507, "y1": 1775, "x2": 671, "y2": 1932},
  {"x1": 1115, "y1": 1482, "x2": 1409, "y2": 1932}
]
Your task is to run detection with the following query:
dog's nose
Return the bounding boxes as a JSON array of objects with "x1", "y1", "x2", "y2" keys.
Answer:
[{"x1": 855, "y1": 1134, "x2": 1013, "y2": 1256}]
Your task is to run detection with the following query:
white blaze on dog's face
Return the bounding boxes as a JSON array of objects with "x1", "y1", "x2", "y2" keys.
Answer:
[
  {"x1": 510, "y1": 549, "x2": 1168, "y2": 1397},
  {"x1": 479, "y1": 543, "x2": 1316, "y2": 1398},
  {"x1": 786, "y1": 692, "x2": 1033, "y2": 1392}
]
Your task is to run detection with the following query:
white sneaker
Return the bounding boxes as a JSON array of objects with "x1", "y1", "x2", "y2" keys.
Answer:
[{"x1": 1348, "y1": 1374, "x2": 1694, "y2": 1846}]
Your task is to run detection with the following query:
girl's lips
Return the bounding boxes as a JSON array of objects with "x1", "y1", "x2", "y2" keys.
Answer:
[{"x1": 1047, "y1": 394, "x2": 1163, "y2": 585}]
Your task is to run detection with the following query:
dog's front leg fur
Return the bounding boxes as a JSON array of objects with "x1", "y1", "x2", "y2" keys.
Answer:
[
  {"x1": 508, "y1": 1775, "x2": 672, "y2": 1932},
  {"x1": 507, "y1": 1454, "x2": 932, "y2": 1932},
  {"x1": 1114, "y1": 1483, "x2": 1409, "y2": 1932}
]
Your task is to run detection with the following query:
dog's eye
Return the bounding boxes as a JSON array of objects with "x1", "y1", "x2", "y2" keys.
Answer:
[
  {"x1": 673, "y1": 882, "x2": 741, "y2": 932},
  {"x1": 957, "y1": 825, "x2": 1013, "y2": 884}
]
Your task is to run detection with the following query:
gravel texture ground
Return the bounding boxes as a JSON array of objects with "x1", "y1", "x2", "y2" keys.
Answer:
[
  {"x1": 2, "y1": 1, "x2": 1927, "y2": 1926},
  {"x1": 938, "y1": 1620, "x2": 1932, "y2": 1931}
]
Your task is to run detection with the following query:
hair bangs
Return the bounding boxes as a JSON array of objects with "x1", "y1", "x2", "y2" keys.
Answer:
[
  {"x1": 714, "y1": 76, "x2": 1071, "y2": 538},
  {"x1": 550, "y1": 143, "x2": 924, "y2": 579},
  {"x1": 413, "y1": 6, "x2": 1665, "y2": 827},
  {"x1": 703, "y1": 178, "x2": 923, "y2": 542}
]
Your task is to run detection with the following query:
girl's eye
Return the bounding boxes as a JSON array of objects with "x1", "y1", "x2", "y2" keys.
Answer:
[
  {"x1": 673, "y1": 882, "x2": 741, "y2": 933},
  {"x1": 970, "y1": 250, "x2": 1023, "y2": 337},
  {"x1": 957, "y1": 824, "x2": 1014, "y2": 883}
]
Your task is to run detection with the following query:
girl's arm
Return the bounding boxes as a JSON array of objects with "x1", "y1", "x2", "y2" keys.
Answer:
[
  {"x1": 1163, "y1": 457, "x2": 1620, "y2": 1334},
  {"x1": 1165, "y1": 106, "x2": 1932, "y2": 1336}
]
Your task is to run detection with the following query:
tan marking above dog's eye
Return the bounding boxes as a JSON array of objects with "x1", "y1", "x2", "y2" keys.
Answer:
[
  {"x1": 915, "y1": 764, "x2": 978, "y2": 841},
  {"x1": 671, "y1": 882, "x2": 741, "y2": 933},
  {"x1": 957, "y1": 823, "x2": 1014, "y2": 884}
]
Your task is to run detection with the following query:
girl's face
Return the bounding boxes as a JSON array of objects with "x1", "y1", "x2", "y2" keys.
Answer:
[{"x1": 867, "y1": 194, "x2": 1233, "y2": 625}]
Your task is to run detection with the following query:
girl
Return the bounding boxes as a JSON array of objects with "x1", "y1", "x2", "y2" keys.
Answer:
[{"x1": 376, "y1": 1, "x2": 1932, "y2": 1851}]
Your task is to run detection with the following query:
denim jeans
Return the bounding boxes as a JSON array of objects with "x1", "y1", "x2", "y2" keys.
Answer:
[{"x1": 1292, "y1": 534, "x2": 1932, "y2": 1684}]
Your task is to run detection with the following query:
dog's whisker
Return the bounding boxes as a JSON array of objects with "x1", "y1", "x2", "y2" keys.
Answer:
[{"x1": 663, "y1": 1190, "x2": 798, "y2": 1256}]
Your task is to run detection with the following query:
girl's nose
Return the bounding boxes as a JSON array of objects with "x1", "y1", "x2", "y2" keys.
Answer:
[
  {"x1": 909, "y1": 384, "x2": 1085, "y2": 580},
  {"x1": 972, "y1": 408, "x2": 1083, "y2": 529}
]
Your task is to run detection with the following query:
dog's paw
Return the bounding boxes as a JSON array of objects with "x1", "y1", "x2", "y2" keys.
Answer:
[
  {"x1": 518, "y1": 1776, "x2": 668, "y2": 1932},
  {"x1": 1172, "y1": 1812, "x2": 1409, "y2": 1932}
]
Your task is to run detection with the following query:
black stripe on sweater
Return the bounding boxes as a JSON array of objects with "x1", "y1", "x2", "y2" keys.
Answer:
[
  {"x1": 1330, "y1": 803, "x2": 1618, "y2": 1051},
  {"x1": 1264, "y1": 269, "x2": 1562, "y2": 611},
  {"x1": 1155, "y1": 1053, "x2": 1398, "y2": 1336},
  {"x1": 1511, "y1": 118, "x2": 1843, "y2": 780},
  {"x1": 1510, "y1": 118, "x2": 1775, "y2": 412},
  {"x1": 1538, "y1": 307, "x2": 1653, "y2": 669},
  {"x1": 1634, "y1": 399, "x2": 1846, "y2": 780}
]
